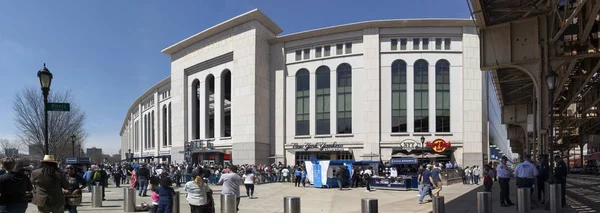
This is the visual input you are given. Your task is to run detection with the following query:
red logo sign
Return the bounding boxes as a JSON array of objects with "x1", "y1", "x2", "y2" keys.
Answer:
[{"x1": 426, "y1": 139, "x2": 451, "y2": 153}]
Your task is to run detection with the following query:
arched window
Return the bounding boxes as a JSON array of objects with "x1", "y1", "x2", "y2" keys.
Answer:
[
  {"x1": 296, "y1": 69, "x2": 310, "y2": 135},
  {"x1": 163, "y1": 105, "x2": 167, "y2": 147},
  {"x1": 144, "y1": 114, "x2": 147, "y2": 149},
  {"x1": 391, "y1": 60, "x2": 407, "y2": 132},
  {"x1": 221, "y1": 70, "x2": 231, "y2": 137},
  {"x1": 168, "y1": 103, "x2": 172, "y2": 146},
  {"x1": 414, "y1": 59, "x2": 429, "y2": 132},
  {"x1": 191, "y1": 80, "x2": 200, "y2": 139},
  {"x1": 316, "y1": 66, "x2": 331, "y2": 135},
  {"x1": 206, "y1": 74, "x2": 215, "y2": 138},
  {"x1": 151, "y1": 111, "x2": 155, "y2": 148},
  {"x1": 436, "y1": 59, "x2": 451, "y2": 132},
  {"x1": 337, "y1": 63, "x2": 352, "y2": 134}
]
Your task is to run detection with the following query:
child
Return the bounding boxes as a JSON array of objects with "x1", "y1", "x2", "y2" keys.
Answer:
[
  {"x1": 157, "y1": 176, "x2": 176, "y2": 213},
  {"x1": 150, "y1": 185, "x2": 159, "y2": 213}
]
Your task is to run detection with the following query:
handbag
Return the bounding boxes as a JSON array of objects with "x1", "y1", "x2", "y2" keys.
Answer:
[{"x1": 66, "y1": 194, "x2": 82, "y2": 206}]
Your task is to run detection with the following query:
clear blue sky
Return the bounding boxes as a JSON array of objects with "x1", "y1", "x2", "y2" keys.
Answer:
[{"x1": 0, "y1": 0, "x2": 470, "y2": 154}]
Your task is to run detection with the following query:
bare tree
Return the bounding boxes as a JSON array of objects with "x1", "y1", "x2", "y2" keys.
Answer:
[
  {"x1": 13, "y1": 88, "x2": 88, "y2": 162},
  {"x1": 0, "y1": 138, "x2": 24, "y2": 157}
]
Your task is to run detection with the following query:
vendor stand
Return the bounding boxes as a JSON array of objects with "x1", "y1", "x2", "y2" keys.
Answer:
[{"x1": 371, "y1": 157, "x2": 419, "y2": 191}]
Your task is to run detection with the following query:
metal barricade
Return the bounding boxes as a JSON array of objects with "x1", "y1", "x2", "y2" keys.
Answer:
[
  {"x1": 92, "y1": 185, "x2": 103, "y2": 207},
  {"x1": 517, "y1": 188, "x2": 531, "y2": 213},
  {"x1": 361, "y1": 198, "x2": 378, "y2": 213},
  {"x1": 123, "y1": 188, "x2": 136, "y2": 212},
  {"x1": 432, "y1": 196, "x2": 445, "y2": 213},
  {"x1": 549, "y1": 184, "x2": 563, "y2": 213},
  {"x1": 173, "y1": 191, "x2": 180, "y2": 213},
  {"x1": 477, "y1": 192, "x2": 492, "y2": 213},
  {"x1": 284, "y1": 196, "x2": 301, "y2": 213},
  {"x1": 221, "y1": 194, "x2": 237, "y2": 213}
]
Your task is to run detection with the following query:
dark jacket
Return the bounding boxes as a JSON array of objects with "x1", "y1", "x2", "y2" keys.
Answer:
[
  {"x1": 157, "y1": 186, "x2": 175, "y2": 205},
  {"x1": 0, "y1": 171, "x2": 33, "y2": 204},
  {"x1": 30, "y1": 168, "x2": 69, "y2": 207}
]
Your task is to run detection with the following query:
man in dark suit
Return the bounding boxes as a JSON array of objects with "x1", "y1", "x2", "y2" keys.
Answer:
[{"x1": 30, "y1": 155, "x2": 69, "y2": 213}]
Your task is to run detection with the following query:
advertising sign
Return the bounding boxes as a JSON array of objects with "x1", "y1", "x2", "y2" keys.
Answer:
[
  {"x1": 426, "y1": 139, "x2": 451, "y2": 153},
  {"x1": 292, "y1": 142, "x2": 344, "y2": 151},
  {"x1": 399, "y1": 139, "x2": 420, "y2": 152}
]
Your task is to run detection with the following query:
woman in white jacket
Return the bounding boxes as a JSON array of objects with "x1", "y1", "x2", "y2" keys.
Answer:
[{"x1": 184, "y1": 169, "x2": 213, "y2": 213}]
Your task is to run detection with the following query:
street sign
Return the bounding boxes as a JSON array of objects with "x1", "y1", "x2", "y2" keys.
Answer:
[{"x1": 46, "y1": 103, "x2": 70, "y2": 111}]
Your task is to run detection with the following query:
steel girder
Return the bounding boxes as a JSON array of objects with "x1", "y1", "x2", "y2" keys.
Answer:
[{"x1": 557, "y1": 59, "x2": 600, "y2": 115}]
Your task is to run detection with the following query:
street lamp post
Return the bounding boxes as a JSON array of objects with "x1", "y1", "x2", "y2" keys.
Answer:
[
  {"x1": 78, "y1": 144, "x2": 81, "y2": 157},
  {"x1": 546, "y1": 69, "x2": 557, "y2": 183},
  {"x1": 37, "y1": 64, "x2": 53, "y2": 155},
  {"x1": 71, "y1": 134, "x2": 76, "y2": 158},
  {"x1": 420, "y1": 136, "x2": 426, "y2": 164}
]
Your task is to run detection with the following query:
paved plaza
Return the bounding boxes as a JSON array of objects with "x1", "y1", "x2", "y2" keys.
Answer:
[{"x1": 22, "y1": 180, "x2": 587, "y2": 213}]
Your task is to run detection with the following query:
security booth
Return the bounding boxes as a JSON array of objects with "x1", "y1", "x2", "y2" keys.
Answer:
[
  {"x1": 185, "y1": 139, "x2": 231, "y2": 166},
  {"x1": 371, "y1": 157, "x2": 419, "y2": 191}
]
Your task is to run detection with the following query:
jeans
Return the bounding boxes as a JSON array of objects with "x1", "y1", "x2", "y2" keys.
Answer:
[
  {"x1": 138, "y1": 178, "x2": 148, "y2": 195},
  {"x1": 157, "y1": 203, "x2": 172, "y2": 213},
  {"x1": 87, "y1": 183, "x2": 93, "y2": 192},
  {"x1": 301, "y1": 177, "x2": 306, "y2": 187},
  {"x1": 295, "y1": 176, "x2": 302, "y2": 187},
  {"x1": 418, "y1": 183, "x2": 423, "y2": 194},
  {"x1": 419, "y1": 184, "x2": 433, "y2": 202},
  {"x1": 466, "y1": 175, "x2": 472, "y2": 184},
  {"x1": 0, "y1": 202, "x2": 28, "y2": 213},
  {"x1": 474, "y1": 175, "x2": 480, "y2": 184},
  {"x1": 245, "y1": 184, "x2": 255, "y2": 197},
  {"x1": 66, "y1": 205, "x2": 78, "y2": 213}
]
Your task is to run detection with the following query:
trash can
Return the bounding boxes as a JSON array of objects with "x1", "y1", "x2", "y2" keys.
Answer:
[
  {"x1": 92, "y1": 185, "x2": 103, "y2": 207},
  {"x1": 124, "y1": 188, "x2": 136, "y2": 212}
]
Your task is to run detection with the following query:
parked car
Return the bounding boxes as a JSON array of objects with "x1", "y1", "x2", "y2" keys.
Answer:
[{"x1": 571, "y1": 166, "x2": 583, "y2": 174}]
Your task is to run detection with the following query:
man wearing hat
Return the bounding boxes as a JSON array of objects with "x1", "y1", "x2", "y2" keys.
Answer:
[
  {"x1": 30, "y1": 155, "x2": 69, "y2": 213},
  {"x1": 536, "y1": 154, "x2": 549, "y2": 203},
  {"x1": 497, "y1": 156, "x2": 515, "y2": 207},
  {"x1": 554, "y1": 155, "x2": 568, "y2": 206}
]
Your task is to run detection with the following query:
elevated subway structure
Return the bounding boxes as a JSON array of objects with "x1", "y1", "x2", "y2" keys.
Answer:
[{"x1": 467, "y1": 0, "x2": 600, "y2": 161}]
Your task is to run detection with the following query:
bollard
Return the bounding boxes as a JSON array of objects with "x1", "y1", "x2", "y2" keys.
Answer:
[
  {"x1": 432, "y1": 196, "x2": 445, "y2": 213},
  {"x1": 172, "y1": 191, "x2": 180, "y2": 213},
  {"x1": 283, "y1": 196, "x2": 301, "y2": 213},
  {"x1": 123, "y1": 188, "x2": 136, "y2": 212},
  {"x1": 517, "y1": 188, "x2": 531, "y2": 213},
  {"x1": 221, "y1": 194, "x2": 237, "y2": 213},
  {"x1": 361, "y1": 198, "x2": 378, "y2": 213},
  {"x1": 549, "y1": 184, "x2": 563, "y2": 213},
  {"x1": 477, "y1": 192, "x2": 492, "y2": 213},
  {"x1": 92, "y1": 185, "x2": 103, "y2": 207}
]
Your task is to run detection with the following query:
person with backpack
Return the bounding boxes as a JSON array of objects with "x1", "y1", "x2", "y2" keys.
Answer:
[{"x1": 92, "y1": 165, "x2": 108, "y2": 201}]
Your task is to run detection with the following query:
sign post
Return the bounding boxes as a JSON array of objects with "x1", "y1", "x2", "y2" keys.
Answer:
[{"x1": 46, "y1": 103, "x2": 70, "y2": 111}]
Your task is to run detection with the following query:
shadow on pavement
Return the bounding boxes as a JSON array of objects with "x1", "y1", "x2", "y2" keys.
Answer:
[{"x1": 443, "y1": 184, "x2": 486, "y2": 213}]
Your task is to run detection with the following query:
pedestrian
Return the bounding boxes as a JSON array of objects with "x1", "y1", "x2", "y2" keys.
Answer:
[
  {"x1": 536, "y1": 155, "x2": 549, "y2": 203},
  {"x1": 113, "y1": 169, "x2": 122, "y2": 187},
  {"x1": 473, "y1": 166, "x2": 481, "y2": 185},
  {"x1": 150, "y1": 185, "x2": 159, "y2": 213},
  {"x1": 294, "y1": 167, "x2": 303, "y2": 187},
  {"x1": 0, "y1": 158, "x2": 32, "y2": 213},
  {"x1": 554, "y1": 155, "x2": 568, "y2": 207},
  {"x1": 497, "y1": 156, "x2": 515, "y2": 207},
  {"x1": 242, "y1": 169, "x2": 256, "y2": 199},
  {"x1": 363, "y1": 167, "x2": 373, "y2": 192},
  {"x1": 157, "y1": 177, "x2": 175, "y2": 213},
  {"x1": 137, "y1": 164, "x2": 151, "y2": 197},
  {"x1": 281, "y1": 167, "x2": 289, "y2": 182},
  {"x1": 417, "y1": 165, "x2": 425, "y2": 196},
  {"x1": 301, "y1": 168, "x2": 307, "y2": 187},
  {"x1": 418, "y1": 164, "x2": 434, "y2": 204},
  {"x1": 431, "y1": 163, "x2": 443, "y2": 196},
  {"x1": 464, "y1": 166, "x2": 472, "y2": 185},
  {"x1": 218, "y1": 165, "x2": 243, "y2": 212},
  {"x1": 30, "y1": 155, "x2": 70, "y2": 213},
  {"x1": 482, "y1": 164, "x2": 494, "y2": 192},
  {"x1": 82, "y1": 167, "x2": 93, "y2": 192},
  {"x1": 64, "y1": 164, "x2": 86, "y2": 213},
  {"x1": 184, "y1": 168, "x2": 213, "y2": 213}
]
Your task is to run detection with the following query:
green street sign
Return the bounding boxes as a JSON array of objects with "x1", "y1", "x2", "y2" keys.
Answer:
[{"x1": 46, "y1": 103, "x2": 70, "y2": 111}]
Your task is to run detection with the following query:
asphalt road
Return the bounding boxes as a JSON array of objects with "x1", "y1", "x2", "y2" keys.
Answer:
[{"x1": 566, "y1": 174, "x2": 600, "y2": 213}]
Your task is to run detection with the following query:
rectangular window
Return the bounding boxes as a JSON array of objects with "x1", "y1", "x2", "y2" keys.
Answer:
[
  {"x1": 413, "y1": 38, "x2": 420, "y2": 50},
  {"x1": 435, "y1": 38, "x2": 442, "y2": 50},
  {"x1": 316, "y1": 47, "x2": 322, "y2": 58},
  {"x1": 295, "y1": 50, "x2": 302, "y2": 61},
  {"x1": 324, "y1": 45, "x2": 331, "y2": 57},
  {"x1": 345, "y1": 43, "x2": 352, "y2": 54},
  {"x1": 422, "y1": 38, "x2": 429, "y2": 50},
  {"x1": 303, "y1": 49, "x2": 310, "y2": 60},
  {"x1": 336, "y1": 44, "x2": 343, "y2": 55},
  {"x1": 400, "y1": 39, "x2": 407, "y2": 50},
  {"x1": 391, "y1": 39, "x2": 398, "y2": 50},
  {"x1": 444, "y1": 38, "x2": 451, "y2": 50}
]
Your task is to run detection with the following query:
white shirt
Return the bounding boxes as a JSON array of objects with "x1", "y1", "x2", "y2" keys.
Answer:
[
  {"x1": 363, "y1": 169, "x2": 372, "y2": 176},
  {"x1": 282, "y1": 168, "x2": 289, "y2": 177},
  {"x1": 243, "y1": 173, "x2": 255, "y2": 184},
  {"x1": 513, "y1": 161, "x2": 539, "y2": 179},
  {"x1": 496, "y1": 163, "x2": 512, "y2": 178}
]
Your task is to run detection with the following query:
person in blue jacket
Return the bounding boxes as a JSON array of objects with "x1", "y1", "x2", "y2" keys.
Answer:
[{"x1": 156, "y1": 176, "x2": 175, "y2": 213}]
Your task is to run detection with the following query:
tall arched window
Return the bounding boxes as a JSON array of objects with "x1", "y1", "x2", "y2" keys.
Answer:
[
  {"x1": 163, "y1": 105, "x2": 167, "y2": 147},
  {"x1": 296, "y1": 69, "x2": 310, "y2": 135},
  {"x1": 221, "y1": 70, "x2": 231, "y2": 137},
  {"x1": 391, "y1": 60, "x2": 407, "y2": 132},
  {"x1": 144, "y1": 114, "x2": 147, "y2": 149},
  {"x1": 436, "y1": 59, "x2": 451, "y2": 132},
  {"x1": 337, "y1": 63, "x2": 352, "y2": 134},
  {"x1": 206, "y1": 74, "x2": 215, "y2": 138},
  {"x1": 191, "y1": 80, "x2": 200, "y2": 139},
  {"x1": 414, "y1": 59, "x2": 429, "y2": 132},
  {"x1": 316, "y1": 66, "x2": 330, "y2": 135},
  {"x1": 151, "y1": 111, "x2": 155, "y2": 148},
  {"x1": 135, "y1": 120, "x2": 139, "y2": 151},
  {"x1": 168, "y1": 103, "x2": 172, "y2": 146}
]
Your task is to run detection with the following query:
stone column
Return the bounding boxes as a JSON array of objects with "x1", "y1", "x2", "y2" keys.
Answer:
[{"x1": 362, "y1": 28, "x2": 382, "y2": 159}]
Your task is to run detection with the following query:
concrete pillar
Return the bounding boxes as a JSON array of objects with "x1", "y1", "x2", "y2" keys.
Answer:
[{"x1": 362, "y1": 27, "x2": 381, "y2": 157}]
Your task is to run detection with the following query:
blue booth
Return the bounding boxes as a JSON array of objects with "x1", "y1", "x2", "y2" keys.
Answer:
[{"x1": 371, "y1": 157, "x2": 419, "y2": 191}]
